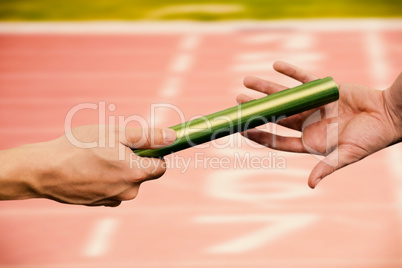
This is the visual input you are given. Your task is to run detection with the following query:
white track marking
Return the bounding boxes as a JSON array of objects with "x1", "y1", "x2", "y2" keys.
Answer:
[
  {"x1": 159, "y1": 75, "x2": 181, "y2": 98},
  {"x1": 179, "y1": 34, "x2": 201, "y2": 51},
  {"x1": 232, "y1": 53, "x2": 322, "y2": 72},
  {"x1": 155, "y1": 34, "x2": 200, "y2": 125},
  {"x1": 159, "y1": 35, "x2": 200, "y2": 96},
  {"x1": 169, "y1": 53, "x2": 194, "y2": 73},
  {"x1": 284, "y1": 33, "x2": 314, "y2": 50},
  {"x1": 232, "y1": 31, "x2": 321, "y2": 73},
  {"x1": 364, "y1": 29, "x2": 389, "y2": 89},
  {"x1": 82, "y1": 218, "x2": 118, "y2": 257},
  {"x1": 194, "y1": 214, "x2": 317, "y2": 253},
  {"x1": 206, "y1": 169, "x2": 311, "y2": 205},
  {"x1": 241, "y1": 33, "x2": 285, "y2": 44},
  {"x1": 1, "y1": 20, "x2": 402, "y2": 34}
]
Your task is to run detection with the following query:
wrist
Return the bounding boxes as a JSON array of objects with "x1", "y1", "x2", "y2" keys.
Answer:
[
  {"x1": 383, "y1": 88, "x2": 402, "y2": 143},
  {"x1": 384, "y1": 73, "x2": 402, "y2": 142},
  {"x1": 0, "y1": 143, "x2": 45, "y2": 200}
]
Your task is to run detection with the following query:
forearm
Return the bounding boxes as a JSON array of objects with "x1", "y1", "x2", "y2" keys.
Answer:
[{"x1": 0, "y1": 144, "x2": 41, "y2": 200}]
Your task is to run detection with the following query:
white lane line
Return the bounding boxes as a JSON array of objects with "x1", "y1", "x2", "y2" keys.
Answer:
[
  {"x1": 170, "y1": 34, "x2": 200, "y2": 73},
  {"x1": 284, "y1": 33, "x2": 314, "y2": 50},
  {"x1": 157, "y1": 34, "x2": 201, "y2": 107},
  {"x1": 1, "y1": 19, "x2": 402, "y2": 34},
  {"x1": 155, "y1": 34, "x2": 201, "y2": 125},
  {"x1": 159, "y1": 75, "x2": 181, "y2": 98},
  {"x1": 194, "y1": 214, "x2": 317, "y2": 254},
  {"x1": 241, "y1": 33, "x2": 285, "y2": 44},
  {"x1": 82, "y1": 217, "x2": 118, "y2": 257},
  {"x1": 159, "y1": 34, "x2": 200, "y2": 98},
  {"x1": 169, "y1": 53, "x2": 194, "y2": 73},
  {"x1": 179, "y1": 34, "x2": 201, "y2": 51},
  {"x1": 159, "y1": 75, "x2": 182, "y2": 97},
  {"x1": 364, "y1": 29, "x2": 389, "y2": 89}
]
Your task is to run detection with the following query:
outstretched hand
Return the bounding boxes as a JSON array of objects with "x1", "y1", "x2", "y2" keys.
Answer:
[
  {"x1": 237, "y1": 61, "x2": 402, "y2": 188},
  {"x1": 0, "y1": 126, "x2": 177, "y2": 207}
]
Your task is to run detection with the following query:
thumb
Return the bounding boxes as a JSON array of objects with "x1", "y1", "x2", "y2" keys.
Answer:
[
  {"x1": 121, "y1": 128, "x2": 177, "y2": 149},
  {"x1": 308, "y1": 146, "x2": 362, "y2": 189}
]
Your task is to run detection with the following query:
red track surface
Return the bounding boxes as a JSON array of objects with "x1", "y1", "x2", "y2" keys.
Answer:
[{"x1": 0, "y1": 21, "x2": 401, "y2": 268}]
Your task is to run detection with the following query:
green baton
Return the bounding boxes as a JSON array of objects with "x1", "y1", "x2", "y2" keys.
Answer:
[{"x1": 134, "y1": 77, "x2": 339, "y2": 158}]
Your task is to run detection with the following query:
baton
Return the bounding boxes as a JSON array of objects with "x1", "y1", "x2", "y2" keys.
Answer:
[{"x1": 133, "y1": 77, "x2": 339, "y2": 158}]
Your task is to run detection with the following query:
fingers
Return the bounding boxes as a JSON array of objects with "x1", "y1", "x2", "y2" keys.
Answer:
[
  {"x1": 86, "y1": 156, "x2": 165, "y2": 206},
  {"x1": 308, "y1": 145, "x2": 362, "y2": 189},
  {"x1": 236, "y1": 93, "x2": 254, "y2": 104},
  {"x1": 92, "y1": 156, "x2": 166, "y2": 206},
  {"x1": 116, "y1": 128, "x2": 170, "y2": 205},
  {"x1": 242, "y1": 61, "x2": 319, "y2": 97},
  {"x1": 127, "y1": 152, "x2": 167, "y2": 182},
  {"x1": 243, "y1": 76, "x2": 287, "y2": 95},
  {"x1": 273, "y1": 61, "x2": 319, "y2": 83},
  {"x1": 121, "y1": 128, "x2": 177, "y2": 149},
  {"x1": 116, "y1": 157, "x2": 166, "y2": 203},
  {"x1": 116, "y1": 184, "x2": 141, "y2": 202},
  {"x1": 242, "y1": 129, "x2": 307, "y2": 153}
]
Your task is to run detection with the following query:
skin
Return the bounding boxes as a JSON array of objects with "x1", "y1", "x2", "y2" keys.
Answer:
[
  {"x1": 0, "y1": 126, "x2": 177, "y2": 207},
  {"x1": 1, "y1": 62, "x2": 401, "y2": 205},
  {"x1": 237, "y1": 61, "x2": 402, "y2": 189}
]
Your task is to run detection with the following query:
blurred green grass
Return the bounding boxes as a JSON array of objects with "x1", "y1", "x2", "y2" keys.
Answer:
[{"x1": 0, "y1": 0, "x2": 401, "y2": 21}]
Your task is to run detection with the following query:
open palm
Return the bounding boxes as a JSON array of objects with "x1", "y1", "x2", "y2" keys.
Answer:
[{"x1": 237, "y1": 61, "x2": 401, "y2": 188}]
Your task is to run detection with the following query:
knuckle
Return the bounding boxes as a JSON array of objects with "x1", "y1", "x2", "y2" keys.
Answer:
[
  {"x1": 153, "y1": 161, "x2": 167, "y2": 177},
  {"x1": 153, "y1": 128, "x2": 165, "y2": 145},
  {"x1": 126, "y1": 128, "x2": 145, "y2": 147},
  {"x1": 128, "y1": 167, "x2": 149, "y2": 183},
  {"x1": 126, "y1": 156, "x2": 167, "y2": 183},
  {"x1": 124, "y1": 128, "x2": 166, "y2": 149},
  {"x1": 117, "y1": 187, "x2": 140, "y2": 201},
  {"x1": 143, "y1": 128, "x2": 163, "y2": 148}
]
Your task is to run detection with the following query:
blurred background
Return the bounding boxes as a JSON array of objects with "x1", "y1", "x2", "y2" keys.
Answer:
[
  {"x1": 0, "y1": 0, "x2": 402, "y2": 20},
  {"x1": 0, "y1": 1, "x2": 402, "y2": 268}
]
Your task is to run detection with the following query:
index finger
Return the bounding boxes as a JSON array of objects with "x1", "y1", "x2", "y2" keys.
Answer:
[
  {"x1": 243, "y1": 75, "x2": 287, "y2": 95},
  {"x1": 273, "y1": 61, "x2": 319, "y2": 83},
  {"x1": 120, "y1": 128, "x2": 177, "y2": 149}
]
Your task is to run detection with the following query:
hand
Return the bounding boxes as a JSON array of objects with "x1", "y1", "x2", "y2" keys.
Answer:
[
  {"x1": 237, "y1": 61, "x2": 402, "y2": 188},
  {"x1": 0, "y1": 125, "x2": 177, "y2": 206}
]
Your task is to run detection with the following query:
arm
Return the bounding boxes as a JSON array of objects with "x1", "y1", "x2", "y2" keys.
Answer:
[
  {"x1": 237, "y1": 61, "x2": 402, "y2": 188},
  {"x1": 383, "y1": 72, "x2": 402, "y2": 137},
  {"x1": 0, "y1": 126, "x2": 176, "y2": 206}
]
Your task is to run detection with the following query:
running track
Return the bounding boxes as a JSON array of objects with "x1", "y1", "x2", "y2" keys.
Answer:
[{"x1": 0, "y1": 20, "x2": 401, "y2": 268}]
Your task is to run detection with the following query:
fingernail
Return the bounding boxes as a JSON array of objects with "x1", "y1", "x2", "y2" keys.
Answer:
[
  {"x1": 314, "y1": 178, "x2": 322, "y2": 188},
  {"x1": 163, "y1": 129, "x2": 177, "y2": 144}
]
